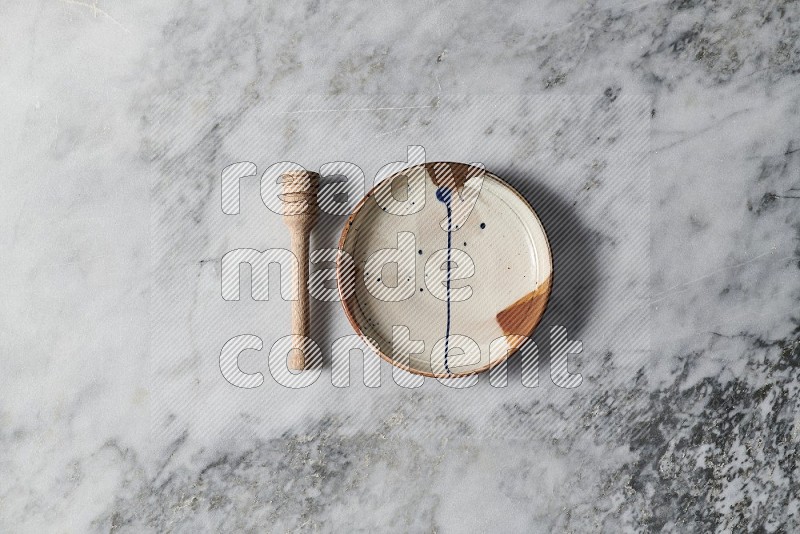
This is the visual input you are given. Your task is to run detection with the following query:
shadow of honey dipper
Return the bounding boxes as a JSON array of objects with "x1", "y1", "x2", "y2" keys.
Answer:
[{"x1": 281, "y1": 170, "x2": 319, "y2": 371}]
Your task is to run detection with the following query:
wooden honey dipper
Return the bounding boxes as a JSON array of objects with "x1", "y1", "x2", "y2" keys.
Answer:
[{"x1": 281, "y1": 170, "x2": 320, "y2": 370}]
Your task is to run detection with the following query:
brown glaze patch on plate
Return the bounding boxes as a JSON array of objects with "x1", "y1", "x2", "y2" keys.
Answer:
[{"x1": 495, "y1": 276, "x2": 553, "y2": 336}]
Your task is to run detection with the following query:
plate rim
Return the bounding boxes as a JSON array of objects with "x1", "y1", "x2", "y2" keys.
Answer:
[{"x1": 336, "y1": 162, "x2": 553, "y2": 379}]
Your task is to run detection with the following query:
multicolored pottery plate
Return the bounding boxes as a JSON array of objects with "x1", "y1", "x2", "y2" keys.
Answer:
[{"x1": 337, "y1": 162, "x2": 552, "y2": 378}]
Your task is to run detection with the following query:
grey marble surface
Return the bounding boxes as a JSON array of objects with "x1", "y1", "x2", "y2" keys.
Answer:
[{"x1": 2, "y1": 0, "x2": 799, "y2": 532}]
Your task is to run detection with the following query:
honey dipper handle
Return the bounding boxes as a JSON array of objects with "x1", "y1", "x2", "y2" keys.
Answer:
[
  {"x1": 281, "y1": 170, "x2": 319, "y2": 371},
  {"x1": 288, "y1": 226, "x2": 311, "y2": 370}
]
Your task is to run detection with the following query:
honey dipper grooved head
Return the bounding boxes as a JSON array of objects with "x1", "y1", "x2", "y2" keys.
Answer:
[{"x1": 281, "y1": 170, "x2": 320, "y2": 219}]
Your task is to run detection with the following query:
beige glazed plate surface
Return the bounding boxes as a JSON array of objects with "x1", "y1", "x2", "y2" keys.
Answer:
[{"x1": 337, "y1": 162, "x2": 552, "y2": 378}]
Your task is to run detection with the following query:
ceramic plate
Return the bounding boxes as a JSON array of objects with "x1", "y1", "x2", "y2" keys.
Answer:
[{"x1": 337, "y1": 162, "x2": 552, "y2": 378}]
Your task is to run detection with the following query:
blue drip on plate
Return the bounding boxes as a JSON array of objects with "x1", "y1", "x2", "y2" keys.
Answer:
[{"x1": 435, "y1": 186, "x2": 453, "y2": 376}]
